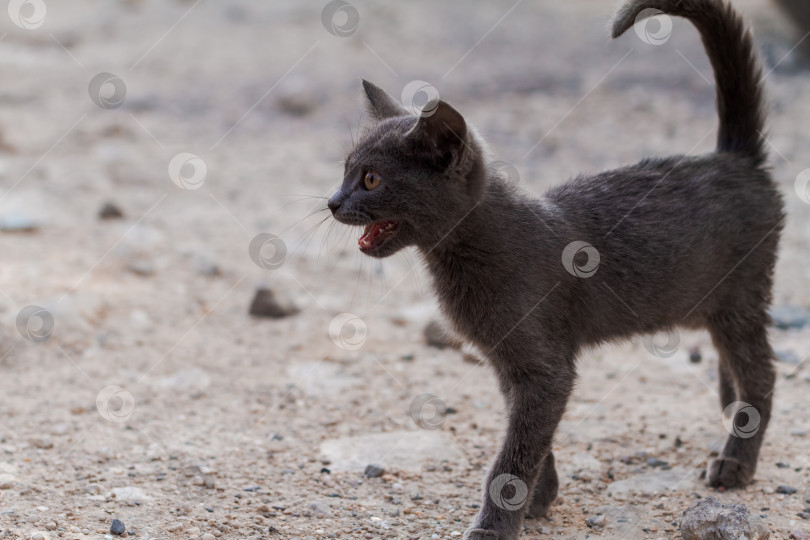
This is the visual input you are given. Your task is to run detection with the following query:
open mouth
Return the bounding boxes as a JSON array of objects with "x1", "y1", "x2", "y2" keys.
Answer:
[{"x1": 358, "y1": 220, "x2": 399, "y2": 252}]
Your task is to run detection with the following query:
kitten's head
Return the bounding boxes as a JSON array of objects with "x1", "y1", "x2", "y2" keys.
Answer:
[{"x1": 328, "y1": 80, "x2": 486, "y2": 258}]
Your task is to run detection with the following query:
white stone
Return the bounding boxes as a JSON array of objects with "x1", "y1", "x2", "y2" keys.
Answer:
[
  {"x1": 110, "y1": 486, "x2": 152, "y2": 503},
  {"x1": 320, "y1": 431, "x2": 467, "y2": 473}
]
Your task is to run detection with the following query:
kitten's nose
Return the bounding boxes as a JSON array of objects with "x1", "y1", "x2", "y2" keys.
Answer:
[{"x1": 327, "y1": 194, "x2": 342, "y2": 214}]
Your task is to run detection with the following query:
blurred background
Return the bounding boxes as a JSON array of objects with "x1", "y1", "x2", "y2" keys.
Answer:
[{"x1": 1, "y1": 0, "x2": 810, "y2": 538}]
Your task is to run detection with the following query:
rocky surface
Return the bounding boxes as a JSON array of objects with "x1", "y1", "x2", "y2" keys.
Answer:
[{"x1": 0, "y1": 0, "x2": 809, "y2": 538}]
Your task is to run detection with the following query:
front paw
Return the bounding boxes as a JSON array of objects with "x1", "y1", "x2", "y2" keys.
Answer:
[
  {"x1": 707, "y1": 457, "x2": 753, "y2": 488},
  {"x1": 463, "y1": 529, "x2": 501, "y2": 540}
]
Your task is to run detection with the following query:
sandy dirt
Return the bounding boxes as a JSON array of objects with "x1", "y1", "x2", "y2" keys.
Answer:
[{"x1": 1, "y1": 1, "x2": 810, "y2": 539}]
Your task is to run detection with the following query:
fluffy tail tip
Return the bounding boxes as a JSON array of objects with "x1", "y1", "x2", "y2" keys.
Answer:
[{"x1": 610, "y1": 1, "x2": 651, "y2": 39}]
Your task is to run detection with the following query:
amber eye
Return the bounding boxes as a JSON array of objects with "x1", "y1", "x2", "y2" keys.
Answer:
[{"x1": 364, "y1": 171, "x2": 382, "y2": 190}]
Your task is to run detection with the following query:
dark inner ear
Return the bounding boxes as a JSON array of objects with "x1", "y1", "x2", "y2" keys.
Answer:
[
  {"x1": 407, "y1": 101, "x2": 468, "y2": 168},
  {"x1": 362, "y1": 79, "x2": 407, "y2": 120}
]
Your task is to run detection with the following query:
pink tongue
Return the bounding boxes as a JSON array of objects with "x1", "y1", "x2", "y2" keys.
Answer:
[{"x1": 359, "y1": 223, "x2": 384, "y2": 248}]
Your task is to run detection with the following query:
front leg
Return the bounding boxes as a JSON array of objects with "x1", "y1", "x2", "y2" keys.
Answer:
[{"x1": 465, "y1": 366, "x2": 575, "y2": 540}]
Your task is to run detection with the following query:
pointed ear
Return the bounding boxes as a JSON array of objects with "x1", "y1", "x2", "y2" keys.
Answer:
[
  {"x1": 362, "y1": 79, "x2": 407, "y2": 120},
  {"x1": 406, "y1": 100, "x2": 468, "y2": 164}
]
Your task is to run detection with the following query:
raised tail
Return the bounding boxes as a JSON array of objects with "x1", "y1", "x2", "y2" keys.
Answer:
[{"x1": 612, "y1": 0, "x2": 766, "y2": 163}]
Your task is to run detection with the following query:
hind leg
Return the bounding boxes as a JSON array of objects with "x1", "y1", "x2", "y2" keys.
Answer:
[
  {"x1": 707, "y1": 312, "x2": 775, "y2": 488},
  {"x1": 525, "y1": 452, "x2": 558, "y2": 519}
]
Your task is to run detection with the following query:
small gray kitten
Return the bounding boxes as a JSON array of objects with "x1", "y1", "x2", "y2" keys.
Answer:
[{"x1": 328, "y1": 0, "x2": 784, "y2": 537}]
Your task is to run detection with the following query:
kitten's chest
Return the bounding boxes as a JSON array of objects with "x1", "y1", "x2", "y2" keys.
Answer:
[{"x1": 428, "y1": 257, "x2": 506, "y2": 348}]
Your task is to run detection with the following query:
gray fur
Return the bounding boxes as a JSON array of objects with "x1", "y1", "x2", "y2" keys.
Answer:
[{"x1": 328, "y1": 1, "x2": 784, "y2": 538}]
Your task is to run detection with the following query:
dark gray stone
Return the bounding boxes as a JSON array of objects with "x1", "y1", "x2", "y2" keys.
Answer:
[
  {"x1": 99, "y1": 202, "x2": 124, "y2": 220},
  {"x1": 110, "y1": 518, "x2": 125, "y2": 535},
  {"x1": 364, "y1": 464, "x2": 384, "y2": 478},
  {"x1": 248, "y1": 288, "x2": 298, "y2": 318}
]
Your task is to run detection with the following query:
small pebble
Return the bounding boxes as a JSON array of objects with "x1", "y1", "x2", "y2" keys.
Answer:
[
  {"x1": 309, "y1": 501, "x2": 331, "y2": 517},
  {"x1": 423, "y1": 320, "x2": 458, "y2": 349},
  {"x1": 166, "y1": 522, "x2": 183, "y2": 532},
  {"x1": 585, "y1": 515, "x2": 605, "y2": 529},
  {"x1": 769, "y1": 305, "x2": 810, "y2": 330},
  {"x1": 776, "y1": 350, "x2": 801, "y2": 364},
  {"x1": 364, "y1": 464, "x2": 384, "y2": 478},
  {"x1": 99, "y1": 202, "x2": 124, "y2": 220},
  {"x1": 646, "y1": 457, "x2": 669, "y2": 468},
  {"x1": 0, "y1": 474, "x2": 14, "y2": 489},
  {"x1": 127, "y1": 260, "x2": 155, "y2": 276},
  {"x1": 110, "y1": 519, "x2": 125, "y2": 536},
  {"x1": 202, "y1": 534, "x2": 216, "y2": 540},
  {"x1": 0, "y1": 214, "x2": 39, "y2": 232},
  {"x1": 688, "y1": 346, "x2": 701, "y2": 363},
  {"x1": 777, "y1": 485, "x2": 798, "y2": 495},
  {"x1": 248, "y1": 288, "x2": 298, "y2": 318}
]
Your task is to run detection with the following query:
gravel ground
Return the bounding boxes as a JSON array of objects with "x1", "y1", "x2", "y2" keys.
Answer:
[{"x1": 1, "y1": 1, "x2": 810, "y2": 539}]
